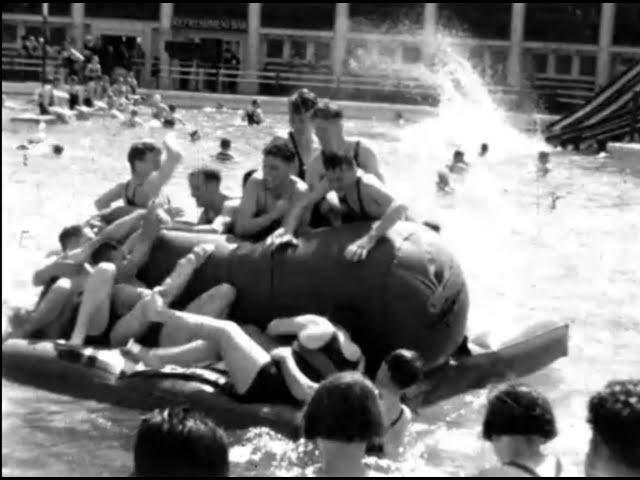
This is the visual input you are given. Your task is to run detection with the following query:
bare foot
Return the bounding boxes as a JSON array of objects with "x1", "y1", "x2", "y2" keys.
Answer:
[
  {"x1": 120, "y1": 339, "x2": 163, "y2": 369},
  {"x1": 142, "y1": 291, "x2": 167, "y2": 321}
]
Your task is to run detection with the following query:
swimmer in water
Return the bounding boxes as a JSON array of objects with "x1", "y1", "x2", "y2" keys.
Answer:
[
  {"x1": 537, "y1": 151, "x2": 551, "y2": 177},
  {"x1": 214, "y1": 138, "x2": 234, "y2": 162},
  {"x1": 268, "y1": 151, "x2": 408, "y2": 262},
  {"x1": 94, "y1": 134, "x2": 182, "y2": 211},
  {"x1": 162, "y1": 104, "x2": 185, "y2": 128},
  {"x1": 447, "y1": 150, "x2": 469, "y2": 174},
  {"x1": 479, "y1": 143, "x2": 489, "y2": 157},
  {"x1": 122, "y1": 108, "x2": 143, "y2": 128},
  {"x1": 436, "y1": 170, "x2": 454, "y2": 194},
  {"x1": 149, "y1": 94, "x2": 170, "y2": 121},
  {"x1": 243, "y1": 98, "x2": 264, "y2": 126}
]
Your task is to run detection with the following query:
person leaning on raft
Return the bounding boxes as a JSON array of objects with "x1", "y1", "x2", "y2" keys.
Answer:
[{"x1": 267, "y1": 151, "x2": 408, "y2": 262}]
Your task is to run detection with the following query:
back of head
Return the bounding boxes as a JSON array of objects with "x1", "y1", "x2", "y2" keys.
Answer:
[
  {"x1": 190, "y1": 167, "x2": 221, "y2": 186},
  {"x1": 289, "y1": 88, "x2": 319, "y2": 116},
  {"x1": 311, "y1": 101, "x2": 343, "y2": 121},
  {"x1": 482, "y1": 383, "x2": 557, "y2": 442},
  {"x1": 321, "y1": 151, "x2": 355, "y2": 172},
  {"x1": 242, "y1": 169, "x2": 257, "y2": 190},
  {"x1": 127, "y1": 141, "x2": 160, "y2": 171},
  {"x1": 263, "y1": 138, "x2": 296, "y2": 164},
  {"x1": 220, "y1": 138, "x2": 231, "y2": 150},
  {"x1": 168, "y1": 104, "x2": 177, "y2": 113},
  {"x1": 303, "y1": 371, "x2": 384, "y2": 443},
  {"x1": 134, "y1": 407, "x2": 229, "y2": 477},
  {"x1": 384, "y1": 349, "x2": 424, "y2": 390},
  {"x1": 586, "y1": 380, "x2": 640, "y2": 476},
  {"x1": 58, "y1": 224, "x2": 84, "y2": 252}
]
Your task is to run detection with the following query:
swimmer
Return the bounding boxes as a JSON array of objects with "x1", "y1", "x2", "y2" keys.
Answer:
[
  {"x1": 94, "y1": 134, "x2": 182, "y2": 210},
  {"x1": 34, "y1": 77, "x2": 55, "y2": 115},
  {"x1": 436, "y1": 170, "x2": 454, "y2": 194},
  {"x1": 268, "y1": 151, "x2": 408, "y2": 262},
  {"x1": 235, "y1": 138, "x2": 308, "y2": 241},
  {"x1": 585, "y1": 380, "x2": 640, "y2": 477},
  {"x1": 286, "y1": 88, "x2": 319, "y2": 181},
  {"x1": 162, "y1": 104, "x2": 185, "y2": 128},
  {"x1": 214, "y1": 138, "x2": 234, "y2": 162},
  {"x1": 67, "y1": 75, "x2": 81, "y2": 111},
  {"x1": 167, "y1": 168, "x2": 239, "y2": 234},
  {"x1": 447, "y1": 150, "x2": 469, "y2": 174},
  {"x1": 122, "y1": 108, "x2": 143, "y2": 128},
  {"x1": 537, "y1": 151, "x2": 551, "y2": 177},
  {"x1": 149, "y1": 93, "x2": 169, "y2": 121},
  {"x1": 133, "y1": 407, "x2": 229, "y2": 477},
  {"x1": 474, "y1": 383, "x2": 562, "y2": 477},
  {"x1": 479, "y1": 143, "x2": 489, "y2": 157},
  {"x1": 243, "y1": 98, "x2": 264, "y2": 126},
  {"x1": 189, "y1": 130, "x2": 201, "y2": 142}
]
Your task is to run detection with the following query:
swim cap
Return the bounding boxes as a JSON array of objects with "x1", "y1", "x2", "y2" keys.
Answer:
[{"x1": 52, "y1": 144, "x2": 64, "y2": 155}]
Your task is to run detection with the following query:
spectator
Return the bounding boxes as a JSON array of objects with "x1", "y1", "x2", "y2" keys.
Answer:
[
  {"x1": 85, "y1": 55, "x2": 102, "y2": 83},
  {"x1": 126, "y1": 71, "x2": 138, "y2": 95},
  {"x1": 585, "y1": 380, "x2": 640, "y2": 477},
  {"x1": 131, "y1": 37, "x2": 146, "y2": 84},
  {"x1": 82, "y1": 35, "x2": 100, "y2": 59},
  {"x1": 133, "y1": 406, "x2": 229, "y2": 477}
]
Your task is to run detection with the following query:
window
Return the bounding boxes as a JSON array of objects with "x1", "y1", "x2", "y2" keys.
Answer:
[
  {"x1": 2, "y1": 23, "x2": 18, "y2": 44},
  {"x1": 262, "y1": 4, "x2": 335, "y2": 31},
  {"x1": 554, "y1": 54, "x2": 573, "y2": 75},
  {"x1": 614, "y1": 4, "x2": 640, "y2": 46},
  {"x1": 533, "y1": 53, "x2": 549, "y2": 74},
  {"x1": 525, "y1": 4, "x2": 600, "y2": 44},
  {"x1": 290, "y1": 39, "x2": 308, "y2": 61},
  {"x1": 86, "y1": 3, "x2": 159, "y2": 21},
  {"x1": 438, "y1": 3, "x2": 511, "y2": 39},
  {"x1": 579, "y1": 55, "x2": 596, "y2": 77},
  {"x1": 265, "y1": 38, "x2": 284, "y2": 59},
  {"x1": 402, "y1": 44, "x2": 421, "y2": 64},
  {"x1": 314, "y1": 41, "x2": 331, "y2": 63}
]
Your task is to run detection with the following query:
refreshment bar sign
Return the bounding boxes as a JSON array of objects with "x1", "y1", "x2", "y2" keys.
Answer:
[{"x1": 172, "y1": 17, "x2": 248, "y2": 31}]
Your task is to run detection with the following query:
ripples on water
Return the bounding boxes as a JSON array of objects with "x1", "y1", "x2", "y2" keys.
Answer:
[{"x1": 2, "y1": 101, "x2": 639, "y2": 476}]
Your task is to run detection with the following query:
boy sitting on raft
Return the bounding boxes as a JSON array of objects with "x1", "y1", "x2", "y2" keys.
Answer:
[
  {"x1": 267, "y1": 151, "x2": 408, "y2": 262},
  {"x1": 94, "y1": 134, "x2": 181, "y2": 211}
]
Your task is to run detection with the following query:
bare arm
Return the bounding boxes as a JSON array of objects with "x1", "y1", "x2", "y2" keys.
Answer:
[
  {"x1": 358, "y1": 142, "x2": 385, "y2": 183},
  {"x1": 273, "y1": 348, "x2": 318, "y2": 403},
  {"x1": 94, "y1": 182, "x2": 125, "y2": 211},
  {"x1": 99, "y1": 209, "x2": 146, "y2": 242},
  {"x1": 234, "y1": 177, "x2": 281, "y2": 237},
  {"x1": 32, "y1": 260, "x2": 82, "y2": 287},
  {"x1": 280, "y1": 180, "x2": 329, "y2": 236},
  {"x1": 142, "y1": 135, "x2": 183, "y2": 201},
  {"x1": 361, "y1": 180, "x2": 408, "y2": 242}
]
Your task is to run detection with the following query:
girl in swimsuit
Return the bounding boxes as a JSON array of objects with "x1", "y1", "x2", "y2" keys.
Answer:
[
  {"x1": 268, "y1": 151, "x2": 408, "y2": 262},
  {"x1": 287, "y1": 88, "x2": 319, "y2": 181},
  {"x1": 475, "y1": 383, "x2": 563, "y2": 477}
]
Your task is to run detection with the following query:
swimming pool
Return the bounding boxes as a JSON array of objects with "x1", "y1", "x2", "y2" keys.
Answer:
[{"x1": 2, "y1": 100, "x2": 640, "y2": 476}]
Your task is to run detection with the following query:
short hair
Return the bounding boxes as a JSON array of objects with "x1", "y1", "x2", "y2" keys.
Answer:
[
  {"x1": 588, "y1": 380, "x2": 640, "y2": 470},
  {"x1": 130, "y1": 108, "x2": 139, "y2": 116},
  {"x1": 303, "y1": 371, "x2": 384, "y2": 443},
  {"x1": 190, "y1": 167, "x2": 221, "y2": 185},
  {"x1": 251, "y1": 98, "x2": 260, "y2": 107},
  {"x1": 288, "y1": 88, "x2": 318, "y2": 116},
  {"x1": 453, "y1": 150, "x2": 464, "y2": 159},
  {"x1": 384, "y1": 349, "x2": 424, "y2": 390},
  {"x1": 220, "y1": 138, "x2": 231, "y2": 149},
  {"x1": 242, "y1": 169, "x2": 257, "y2": 189},
  {"x1": 321, "y1": 151, "x2": 355, "y2": 171},
  {"x1": 263, "y1": 138, "x2": 296, "y2": 164},
  {"x1": 58, "y1": 224, "x2": 84, "y2": 251},
  {"x1": 44, "y1": 77, "x2": 54, "y2": 85},
  {"x1": 482, "y1": 383, "x2": 557, "y2": 442},
  {"x1": 127, "y1": 141, "x2": 161, "y2": 171},
  {"x1": 480, "y1": 143, "x2": 489, "y2": 152},
  {"x1": 311, "y1": 101, "x2": 343, "y2": 121},
  {"x1": 89, "y1": 240, "x2": 121, "y2": 265},
  {"x1": 133, "y1": 407, "x2": 229, "y2": 477},
  {"x1": 168, "y1": 104, "x2": 177, "y2": 112},
  {"x1": 69, "y1": 75, "x2": 78, "y2": 84}
]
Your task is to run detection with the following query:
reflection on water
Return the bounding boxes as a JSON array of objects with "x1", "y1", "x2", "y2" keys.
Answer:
[{"x1": 2, "y1": 103, "x2": 640, "y2": 476}]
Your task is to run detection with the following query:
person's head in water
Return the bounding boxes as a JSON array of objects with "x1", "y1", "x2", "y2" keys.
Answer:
[
  {"x1": 452, "y1": 150, "x2": 465, "y2": 165},
  {"x1": 251, "y1": 98, "x2": 260, "y2": 109},
  {"x1": 322, "y1": 151, "x2": 358, "y2": 194},
  {"x1": 585, "y1": 380, "x2": 640, "y2": 477},
  {"x1": 58, "y1": 224, "x2": 95, "y2": 252},
  {"x1": 538, "y1": 151, "x2": 550, "y2": 166},
  {"x1": 303, "y1": 372, "x2": 384, "y2": 474},
  {"x1": 312, "y1": 101, "x2": 344, "y2": 151},
  {"x1": 130, "y1": 108, "x2": 139, "y2": 119},
  {"x1": 168, "y1": 104, "x2": 177, "y2": 114},
  {"x1": 375, "y1": 349, "x2": 424, "y2": 397},
  {"x1": 188, "y1": 168, "x2": 222, "y2": 209},
  {"x1": 220, "y1": 138, "x2": 231, "y2": 152},
  {"x1": 480, "y1": 143, "x2": 489, "y2": 156},
  {"x1": 133, "y1": 406, "x2": 229, "y2": 477},
  {"x1": 288, "y1": 88, "x2": 318, "y2": 132},
  {"x1": 89, "y1": 240, "x2": 127, "y2": 269},
  {"x1": 127, "y1": 141, "x2": 162, "y2": 179},
  {"x1": 482, "y1": 383, "x2": 557, "y2": 464},
  {"x1": 262, "y1": 138, "x2": 296, "y2": 190}
]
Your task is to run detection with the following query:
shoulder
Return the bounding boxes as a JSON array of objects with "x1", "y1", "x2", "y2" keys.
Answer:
[
  {"x1": 291, "y1": 176, "x2": 309, "y2": 193},
  {"x1": 350, "y1": 138, "x2": 376, "y2": 157},
  {"x1": 359, "y1": 172, "x2": 385, "y2": 191},
  {"x1": 474, "y1": 466, "x2": 530, "y2": 477}
]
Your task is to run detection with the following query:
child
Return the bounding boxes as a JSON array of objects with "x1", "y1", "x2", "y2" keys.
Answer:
[
  {"x1": 122, "y1": 108, "x2": 143, "y2": 128},
  {"x1": 94, "y1": 134, "x2": 182, "y2": 211},
  {"x1": 243, "y1": 98, "x2": 264, "y2": 126},
  {"x1": 447, "y1": 150, "x2": 469, "y2": 174},
  {"x1": 162, "y1": 104, "x2": 185, "y2": 128},
  {"x1": 214, "y1": 138, "x2": 234, "y2": 162}
]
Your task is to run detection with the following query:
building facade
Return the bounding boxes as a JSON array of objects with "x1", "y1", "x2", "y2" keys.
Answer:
[{"x1": 3, "y1": 3, "x2": 639, "y2": 96}]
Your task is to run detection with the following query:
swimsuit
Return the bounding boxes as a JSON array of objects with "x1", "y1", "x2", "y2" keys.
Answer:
[
  {"x1": 288, "y1": 131, "x2": 306, "y2": 180},
  {"x1": 366, "y1": 407, "x2": 407, "y2": 456},
  {"x1": 123, "y1": 180, "x2": 144, "y2": 207},
  {"x1": 246, "y1": 109, "x2": 262, "y2": 126},
  {"x1": 502, "y1": 458, "x2": 562, "y2": 477},
  {"x1": 338, "y1": 177, "x2": 376, "y2": 224},
  {"x1": 69, "y1": 89, "x2": 80, "y2": 111},
  {"x1": 236, "y1": 361, "x2": 299, "y2": 405}
]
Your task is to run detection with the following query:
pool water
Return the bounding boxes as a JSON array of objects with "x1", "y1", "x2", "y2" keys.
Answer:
[{"x1": 2, "y1": 101, "x2": 640, "y2": 476}]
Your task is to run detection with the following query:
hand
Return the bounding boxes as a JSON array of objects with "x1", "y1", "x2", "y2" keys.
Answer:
[
  {"x1": 163, "y1": 133, "x2": 183, "y2": 162},
  {"x1": 141, "y1": 202, "x2": 162, "y2": 241},
  {"x1": 270, "y1": 346, "x2": 291, "y2": 362},
  {"x1": 266, "y1": 227, "x2": 299, "y2": 250},
  {"x1": 165, "y1": 205, "x2": 185, "y2": 220},
  {"x1": 191, "y1": 244, "x2": 215, "y2": 265},
  {"x1": 345, "y1": 234, "x2": 377, "y2": 262}
]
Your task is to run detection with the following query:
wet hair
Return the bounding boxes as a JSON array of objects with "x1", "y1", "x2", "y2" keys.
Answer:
[
  {"x1": 482, "y1": 383, "x2": 557, "y2": 442},
  {"x1": 263, "y1": 139, "x2": 296, "y2": 164},
  {"x1": 133, "y1": 406, "x2": 229, "y2": 477},
  {"x1": 321, "y1": 151, "x2": 355, "y2": 171},
  {"x1": 69, "y1": 75, "x2": 78, "y2": 84},
  {"x1": 480, "y1": 143, "x2": 489, "y2": 153},
  {"x1": 190, "y1": 167, "x2": 221, "y2": 185},
  {"x1": 588, "y1": 380, "x2": 640, "y2": 470},
  {"x1": 384, "y1": 349, "x2": 424, "y2": 390},
  {"x1": 89, "y1": 240, "x2": 121, "y2": 265},
  {"x1": 242, "y1": 169, "x2": 257, "y2": 189},
  {"x1": 130, "y1": 108, "x2": 139, "y2": 117},
  {"x1": 220, "y1": 138, "x2": 231, "y2": 150},
  {"x1": 303, "y1": 371, "x2": 384, "y2": 443},
  {"x1": 453, "y1": 150, "x2": 465, "y2": 160},
  {"x1": 127, "y1": 141, "x2": 161, "y2": 171},
  {"x1": 168, "y1": 104, "x2": 177, "y2": 113},
  {"x1": 311, "y1": 101, "x2": 344, "y2": 121},
  {"x1": 58, "y1": 224, "x2": 84, "y2": 251},
  {"x1": 251, "y1": 98, "x2": 260, "y2": 107},
  {"x1": 288, "y1": 88, "x2": 318, "y2": 116}
]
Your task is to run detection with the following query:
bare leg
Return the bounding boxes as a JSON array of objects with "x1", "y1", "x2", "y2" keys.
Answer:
[
  {"x1": 153, "y1": 245, "x2": 214, "y2": 305},
  {"x1": 68, "y1": 263, "x2": 115, "y2": 345}
]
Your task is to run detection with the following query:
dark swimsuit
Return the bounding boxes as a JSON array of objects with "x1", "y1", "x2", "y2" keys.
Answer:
[
  {"x1": 84, "y1": 304, "x2": 120, "y2": 347},
  {"x1": 162, "y1": 117, "x2": 176, "y2": 128},
  {"x1": 237, "y1": 361, "x2": 299, "y2": 405},
  {"x1": 246, "y1": 109, "x2": 262, "y2": 126},
  {"x1": 309, "y1": 141, "x2": 361, "y2": 229},
  {"x1": 338, "y1": 177, "x2": 376, "y2": 224},
  {"x1": 123, "y1": 180, "x2": 143, "y2": 207},
  {"x1": 69, "y1": 89, "x2": 80, "y2": 111},
  {"x1": 288, "y1": 131, "x2": 306, "y2": 180},
  {"x1": 502, "y1": 458, "x2": 562, "y2": 477}
]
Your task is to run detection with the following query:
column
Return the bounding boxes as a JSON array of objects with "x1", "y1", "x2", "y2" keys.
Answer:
[
  {"x1": 239, "y1": 3, "x2": 261, "y2": 95},
  {"x1": 71, "y1": 3, "x2": 85, "y2": 49},
  {"x1": 159, "y1": 3, "x2": 174, "y2": 89},
  {"x1": 332, "y1": 3, "x2": 349, "y2": 79},
  {"x1": 507, "y1": 3, "x2": 526, "y2": 89},
  {"x1": 596, "y1": 3, "x2": 616, "y2": 88},
  {"x1": 423, "y1": 3, "x2": 438, "y2": 58}
]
